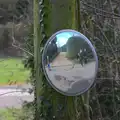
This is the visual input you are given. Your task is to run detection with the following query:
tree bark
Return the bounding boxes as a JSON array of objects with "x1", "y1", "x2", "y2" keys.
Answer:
[
  {"x1": 33, "y1": 0, "x2": 43, "y2": 119},
  {"x1": 34, "y1": 0, "x2": 90, "y2": 120}
]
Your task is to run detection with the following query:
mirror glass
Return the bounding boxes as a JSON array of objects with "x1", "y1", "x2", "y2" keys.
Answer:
[{"x1": 42, "y1": 29, "x2": 98, "y2": 96}]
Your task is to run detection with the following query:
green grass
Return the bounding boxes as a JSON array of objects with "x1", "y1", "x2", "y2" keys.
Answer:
[
  {"x1": 0, "y1": 107, "x2": 34, "y2": 120},
  {"x1": 0, "y1": 58, "x2": 30, "y2": 85},
  {"x1": 0, "y1": 109, "x2": 15, "y2": 120}
]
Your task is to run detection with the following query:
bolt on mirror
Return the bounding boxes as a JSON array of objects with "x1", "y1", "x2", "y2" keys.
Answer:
[{"x1": 42, "y1": 29, "x2": 98, "y2": 96}]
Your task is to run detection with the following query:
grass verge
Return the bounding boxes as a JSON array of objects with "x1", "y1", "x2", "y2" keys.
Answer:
[
  {"x1": 0, "y1": 58, "x2": 30, "y2": 85},
  {"x1": 0, "y1": 109, "x2": 15, "y2": 120}
]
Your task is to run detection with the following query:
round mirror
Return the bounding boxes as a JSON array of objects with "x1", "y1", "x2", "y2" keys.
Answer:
[{"x1": 42, "y1": 29, "x2": 98, "y2": 96}]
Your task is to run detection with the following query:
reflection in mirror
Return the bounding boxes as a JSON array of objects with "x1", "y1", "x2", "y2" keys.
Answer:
[{"x1": 42, "y1": 29, "x2": 98, "y2": 96}]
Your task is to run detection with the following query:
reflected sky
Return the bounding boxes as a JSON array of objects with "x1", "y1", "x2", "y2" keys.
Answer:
[{"x1": 56, "y1": 32, "x2": 78, "y2": 47}]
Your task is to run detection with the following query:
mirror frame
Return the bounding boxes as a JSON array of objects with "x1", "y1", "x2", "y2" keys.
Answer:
[{"x1": 42, "y1": 29, "x2": 98, "y2": 96}]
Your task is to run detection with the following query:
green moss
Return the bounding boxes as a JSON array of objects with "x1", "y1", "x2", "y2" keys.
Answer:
[
  {"x1": 51, "y1": 0, "x2": 77, "y2": 32},
  {"x1": 43, "y1": 0, "x2": 52, "y2": 38},
  {"x1": 71, "y1": 0, "x2": 77, "y2": 29}
]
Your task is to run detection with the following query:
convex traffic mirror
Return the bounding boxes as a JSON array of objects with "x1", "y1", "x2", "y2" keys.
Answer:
[{"x1": 42, "y1": 29, "x2": 98, "y2": 96}]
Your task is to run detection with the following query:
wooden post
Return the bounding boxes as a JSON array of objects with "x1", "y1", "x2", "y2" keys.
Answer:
[{"x1": 33, "y1": 0, "x2": 42, "y2": 119}]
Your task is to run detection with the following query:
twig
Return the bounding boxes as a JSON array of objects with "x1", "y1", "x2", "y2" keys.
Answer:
[
  {"x1": 81, "y1": 1, "x2": 120, "y2": 17},
  {"x1": 12, "y1": 37, "x2": 33, "y2": 56}
]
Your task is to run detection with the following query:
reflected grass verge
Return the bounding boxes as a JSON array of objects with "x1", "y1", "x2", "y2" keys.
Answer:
[{"x1": 0, "y1": 58, "x2": 30, "y2": 85}]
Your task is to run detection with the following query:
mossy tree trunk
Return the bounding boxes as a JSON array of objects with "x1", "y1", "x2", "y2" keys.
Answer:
[
  {"x1": 33, "y1": 0, "x2": 43, "y2": 119},
  {"x1": 33, "y1": 0, "x2": 90, "y2": 120},
  {"x1": 51, "y1": 0, "x2": 77, "y2": 32}
]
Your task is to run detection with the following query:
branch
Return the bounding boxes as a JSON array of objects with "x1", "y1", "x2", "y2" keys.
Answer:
[
  {"x1": 12, "y1": 36, "x2": 33, "y2": 56},
  {"x1": 81, "y1": 1, "x2": 120, "y2": 17}
]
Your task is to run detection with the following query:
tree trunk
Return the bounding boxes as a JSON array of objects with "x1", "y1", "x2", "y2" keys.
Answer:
[
  {"x1": 33, "y1": 0, "x2": 43, "y2": 119},
  {"x1": 34, "y1": 0, "x2": 90, "y2": 120},
  {"x1": 51, "y1": 0, "x2": 77, "y2": 32}
]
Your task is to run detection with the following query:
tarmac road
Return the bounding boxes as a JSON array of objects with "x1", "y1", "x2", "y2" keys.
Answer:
[{"x1": 0, "y1": 84, "x2": 34, "y2": 109}]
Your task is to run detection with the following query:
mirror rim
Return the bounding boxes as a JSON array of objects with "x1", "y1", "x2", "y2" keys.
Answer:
[{"x1": 42, "y1": 29, "x2": 98, "y2": 96}]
